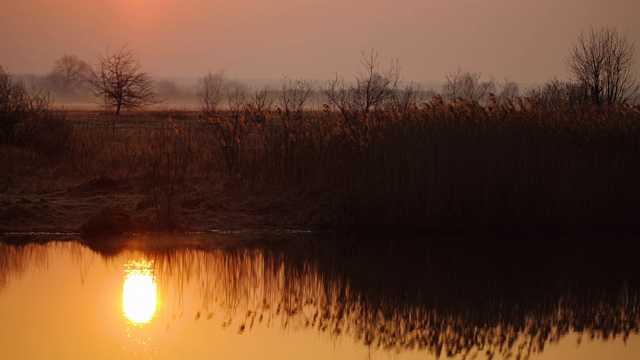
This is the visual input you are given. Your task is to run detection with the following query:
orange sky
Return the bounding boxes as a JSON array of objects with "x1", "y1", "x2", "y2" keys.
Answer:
[{"x1": 1, "y1": 0, "x2": 639, "y2": 84}]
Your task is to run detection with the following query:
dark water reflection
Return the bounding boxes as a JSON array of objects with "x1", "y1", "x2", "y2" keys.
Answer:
[{"x1": 1, "y1": 233, "x2": 639, "y2": 359}]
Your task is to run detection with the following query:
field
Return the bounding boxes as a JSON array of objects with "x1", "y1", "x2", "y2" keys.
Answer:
[{"x1": 1, "y1": 99, "x2": 640, "y2": 235}]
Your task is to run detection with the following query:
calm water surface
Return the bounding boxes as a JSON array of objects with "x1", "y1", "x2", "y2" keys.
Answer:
[{"x1": 0, "y1": 233, "x2": 639, "y2": 360}]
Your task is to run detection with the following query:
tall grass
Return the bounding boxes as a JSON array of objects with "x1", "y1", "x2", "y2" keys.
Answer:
[
  {"x1": 7, "y1": 97, "x2": 640, "y2": 232},
  {"x1": 179, "y1": 97, "x2": 640, "y2": 232}
]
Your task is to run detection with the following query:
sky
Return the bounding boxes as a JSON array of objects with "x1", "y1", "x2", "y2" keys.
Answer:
[{"x1": 1, "y1": 0, "x2": 639, "y2": 85}]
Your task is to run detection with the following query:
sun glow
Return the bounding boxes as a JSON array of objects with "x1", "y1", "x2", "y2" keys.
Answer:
[{"x1": 122, "y1": 259, "x2": 157, "y2": 324}]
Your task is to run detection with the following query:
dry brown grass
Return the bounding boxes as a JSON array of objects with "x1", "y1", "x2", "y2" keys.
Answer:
[{"x1": 2, "y1": 99, "x2": 639, "y2": 233}]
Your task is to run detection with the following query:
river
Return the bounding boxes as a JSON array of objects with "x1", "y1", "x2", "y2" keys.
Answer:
[{"x1": 1, "y1": 232, "x2": 638, "y2": 359}]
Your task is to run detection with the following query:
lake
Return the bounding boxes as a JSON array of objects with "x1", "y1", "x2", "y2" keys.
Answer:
[{"x1": 1, "y1": 232, "x2": 638, "y2": 359}]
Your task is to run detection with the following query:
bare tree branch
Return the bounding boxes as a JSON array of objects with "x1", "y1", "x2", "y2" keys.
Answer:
[
  {"x1": 46, "y1": 54, "x2": 93, "y2": 94},
  {"x1": 280, "y1": 77, "x2": 315, "y2": 117},
  {"x1": 442, "y1": 67, "x2": 495, "y2": 104},
  {"x1": 565, "y1": 27, "x2": 639, "y2": 106},
  {"x1": 324, "y1": 49, "x2": 402, "y2": 122},
  {"x1": 89, "y1": 45, "x2": 158, "y2": 114},
  {"x1": 198, "y1": 70, "x2": 226, "y2": 116}
]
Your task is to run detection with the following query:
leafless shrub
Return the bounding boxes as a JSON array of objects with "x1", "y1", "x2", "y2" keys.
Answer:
[
  {"x1": 526, "y1": 77, "x2": 589, "y2": 110},
  {"x1": 246, "y1": 87, "x2": 273, "y2": 124},
  {"x1": 324, "y1": 50, "x2": 401, "y2": 122},
  {"x1": 248, "y1": 87, "x2": 273, "y2": 112},
  {"x1": 442, "y1": 67, "x2": 495, "y2": 103},
  {"x1": 198, "y1": 70, "x2": 226, "y2": 116},
  {"x1": 494, "y1": 79, "x2": 519, "y2": 105},
  {"x1": 0, "y1": 66, "x2": 71, "y2": 155},
  {"x1": 388, "y1": 82, "x2": 422, "y2": 112},
  {"x1": 279, "y1": 77, "x2": 315, "y2": 117},
  {"x1": 0, "y1": 66, "x2": 29, "y2": 145}
]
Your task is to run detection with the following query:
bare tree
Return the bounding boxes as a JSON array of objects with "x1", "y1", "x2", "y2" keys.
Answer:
[
  {"x1": 198, "y1": 70, "x2": 226, "y2": 116},
  {"x1": 324, "y1": 49, "x2": 401, "y2": 121},
  {"x1": 227, "y1": 84, "x2": 247, "y2": 115},
  {"x1": 353, "y1": 50, "x2": 401, "y2": 114},
  {"x1": 388, "y1": 82, "x2": 422, "y2": 112},
  {"x1": 442, "y1": 67, "x2": 495, "y2": 103},
  {"x1": 89, "y1": 45, "x2": 157, "y2": 114},
  {"x1": 248, "y1": 86, "x2": 273, "y2": 113},
  {"x1": 46, "y1": 54, "x2": 92, "y2": 94},
  {"x1": 494, "y1": 79, "x2": 520, "y2": 105},
  {"x1": 245, "y1": 86, "x2": 273, "y2": 125},
  {"x1": 279, "y1": 77, "x2": 315, "y2": 117},
  {"x1": 565, "y1": 27, "x2": 639, "y2": 106},
  {"x1": 324, "y1": 74, "x2": 352, "y2": 120}
]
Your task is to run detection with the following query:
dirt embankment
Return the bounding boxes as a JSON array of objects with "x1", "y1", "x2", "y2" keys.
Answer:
[{"x1": 0, "y1": 175, "x2": 307, "y2": 235}]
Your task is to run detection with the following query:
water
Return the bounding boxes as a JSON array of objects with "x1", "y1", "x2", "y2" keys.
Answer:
[{"x1": 1, "y1": 233, "x2": 639, "y2": 360}]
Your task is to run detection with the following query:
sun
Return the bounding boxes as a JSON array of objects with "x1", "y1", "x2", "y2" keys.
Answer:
[{"x1": 122, "y1": 259, "x2": 158, "y2": 324}]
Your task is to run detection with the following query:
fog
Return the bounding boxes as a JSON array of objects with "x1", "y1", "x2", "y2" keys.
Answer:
[{"x1": 1, "y1": 0, "x2": 639, "y2": 84}]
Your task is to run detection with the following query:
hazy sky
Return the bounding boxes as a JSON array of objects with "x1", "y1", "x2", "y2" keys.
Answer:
[{"x1": 1, "y1": 0, "x2": 639, "y2": 84}]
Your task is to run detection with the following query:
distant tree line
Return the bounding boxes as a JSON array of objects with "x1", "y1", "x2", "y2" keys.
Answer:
[
  {"x1": 194, "y1": 26, "x2": 637, "y2": 117},
  {"x1": 3, "y1": 26, "x2": 639, "y2": 116}
]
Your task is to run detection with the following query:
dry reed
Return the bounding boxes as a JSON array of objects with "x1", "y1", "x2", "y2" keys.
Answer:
[{"x1": 4, "y1": 98, "x2": 640, "y2": 233}]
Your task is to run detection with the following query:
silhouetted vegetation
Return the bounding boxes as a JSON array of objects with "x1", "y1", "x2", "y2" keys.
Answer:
[
  {"x1": 566, "y1": 27, "x2": 639, "y2": 106},
  {"x1": 0, "y1": 66, "x2": 71, "y2": 155},
  {"x1": 44, "y1": 54, "x2": 93, "y2": 102},
  {"x1": 89, "y1": 45, "x2": 158, "y2": 114},
  {"x1": 1, "y1": 91, "x2": 640, "y2": 233},
  {"x1": 1, "y1": 39, "x2": 640, "y2": 234}
]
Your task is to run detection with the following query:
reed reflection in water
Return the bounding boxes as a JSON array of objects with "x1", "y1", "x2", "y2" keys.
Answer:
[
  {"x1": 145, "y1": 234, "x2": 640, "y2": 360},
  {"x1": 0, "y1": 233, "x2": 639, "y2": 360}
]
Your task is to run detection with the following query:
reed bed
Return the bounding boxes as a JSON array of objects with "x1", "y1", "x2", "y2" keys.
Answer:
[{"x1": 5, "y1": 98, "x2": 640, "y2": 232}]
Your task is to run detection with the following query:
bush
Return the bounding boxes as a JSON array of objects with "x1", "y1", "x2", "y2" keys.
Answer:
[
  {"x1": 526, "y1": 78, "x2": 590, "y2": 110},
  {"x1": 0, "y1": 66, "x2": 71, "y2": 155}
]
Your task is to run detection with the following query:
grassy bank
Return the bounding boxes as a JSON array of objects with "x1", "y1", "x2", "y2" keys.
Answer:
[{"x1": 1, "y1": 99, "x2": 640, "y2": 233}]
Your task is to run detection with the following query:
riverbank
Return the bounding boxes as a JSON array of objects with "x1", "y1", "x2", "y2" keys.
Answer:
[
  {"x1": 2, "y1": 104, "x2": 640, "y2": 235},
  {"x1": 0, "y1": 173, "x2": 306, "y2": 234}
]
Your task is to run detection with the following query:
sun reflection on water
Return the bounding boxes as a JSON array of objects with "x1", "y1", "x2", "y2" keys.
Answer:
[{"x1": 123, "y1": 259, "x2": 157, "y2": 324}]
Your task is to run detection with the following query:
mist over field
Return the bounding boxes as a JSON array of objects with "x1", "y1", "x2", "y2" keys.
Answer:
[{"x1": 2, "y1": 0, "x2": 639, "y2": 84}]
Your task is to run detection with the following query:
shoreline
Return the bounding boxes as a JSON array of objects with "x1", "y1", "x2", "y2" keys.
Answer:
[{"x1": 2, "y1": 106, "x2": 640, "y2": 237}]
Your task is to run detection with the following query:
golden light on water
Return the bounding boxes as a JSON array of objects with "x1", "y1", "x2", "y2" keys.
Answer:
[{"x1": 123, "y1": 259, "x2": 157, "y2": 324}]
